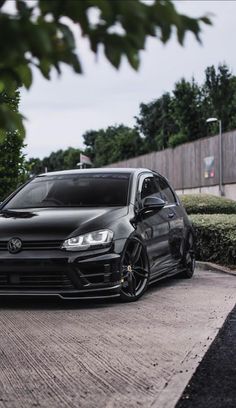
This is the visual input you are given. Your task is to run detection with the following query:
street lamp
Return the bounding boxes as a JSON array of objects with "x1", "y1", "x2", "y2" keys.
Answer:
[{"x1": 206, "y1": 117, "x2": 223, "y2": 196}]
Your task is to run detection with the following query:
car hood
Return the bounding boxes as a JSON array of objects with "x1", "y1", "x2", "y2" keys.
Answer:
[{"x1": 0, "y1": 207, "x2": 128, "y2": 241}]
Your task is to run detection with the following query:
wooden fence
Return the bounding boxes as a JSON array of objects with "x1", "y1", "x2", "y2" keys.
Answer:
[{"x1": 107, "y1": 130, "x2": 236, "y2": 190}]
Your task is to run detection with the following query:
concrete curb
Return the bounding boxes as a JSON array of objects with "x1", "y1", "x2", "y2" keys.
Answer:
[{"x1": 196, "y1": 261, "x2": 236, "y2": 276}]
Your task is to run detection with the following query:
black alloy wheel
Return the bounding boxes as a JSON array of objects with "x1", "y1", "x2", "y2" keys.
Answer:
[
  {"x1": 180, "y1": 233, "x2": 195, "y2": 279},
  {"x1": 120, "y1": 238, "x2": 150, "y2": 301}
]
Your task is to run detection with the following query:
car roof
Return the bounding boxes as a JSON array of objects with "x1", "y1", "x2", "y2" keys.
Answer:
[{"x1": 38, "y1": 168, "x2": 155, "y2": 177}]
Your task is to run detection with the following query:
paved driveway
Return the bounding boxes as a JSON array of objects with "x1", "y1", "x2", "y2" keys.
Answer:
[{"x1": 0, "y1": 269, "x2": 235, "y2": 408}]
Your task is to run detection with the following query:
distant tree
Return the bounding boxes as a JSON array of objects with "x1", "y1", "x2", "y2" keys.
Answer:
[
  {"x1": 202, "y1": 64, "x2": 236, "y2": 132},
  {"x1": 136, "y1": 93, "x2": 177, "y2": 152},
  {"x1": 135, "y1": 63, "x2": 236, "y2": 151},
  {"x1": 83, "y1": 125, "x2": 144, "y2": 167},
  {"x1": 28, "y1": 62, "x2": 236, "y2": 171},
  {"x1": 0, "y1": 90, "x2": 26, "y2": 200},
  {"x1": 0, "y1": 0, "x2": 211, "y2": 137},
  {"x1": 63, "y1": 147, "x2": 82, "y2": 169},
  {"x1": 26, "y1": 157, "x2": 44, "y2": 175},
  {"x1": 83, "y1": 130, "x2": 100, "y2": 163},
  {"x1": 44, "y1": 149, "x2": 65, "y2": 172},
  {"x1": 27, "y1": 147, "x2": 81, "y2": 175},
  {"x1": 169, "y1": 78, "x2": 206, "y2": 146}
]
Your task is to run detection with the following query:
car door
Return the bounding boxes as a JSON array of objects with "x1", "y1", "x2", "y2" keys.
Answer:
[
  {"x1": 155, "y1": 175, "x2": 185, "y2": 274},
  {"x1": 135, "y1": 173, "x2": 171, "y2": 280}
]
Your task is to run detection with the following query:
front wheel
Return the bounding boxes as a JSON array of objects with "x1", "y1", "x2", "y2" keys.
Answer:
[{"x1": 120, "y1": 238, "x2": 150, "y2": 302}]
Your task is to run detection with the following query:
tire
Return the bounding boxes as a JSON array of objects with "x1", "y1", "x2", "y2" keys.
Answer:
[
  {"x1": 179, "y1": 232, "x2": 195, "y2": 279},
  {"x1": 120, "y1": 238, "x2": 150, "y2": 302}
]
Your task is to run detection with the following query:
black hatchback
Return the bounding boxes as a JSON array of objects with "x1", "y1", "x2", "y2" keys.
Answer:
[{"x1": 0, "y1": 168, "x2": 195, "y2": 301}]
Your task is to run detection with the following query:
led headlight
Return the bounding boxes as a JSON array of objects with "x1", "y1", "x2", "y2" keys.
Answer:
[{"x1": 61, "y1": 229, "x2": 113, "y2": 251}]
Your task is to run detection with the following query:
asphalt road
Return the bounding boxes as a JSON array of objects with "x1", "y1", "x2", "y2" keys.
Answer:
[{"x1": 0, "y1": 269, "x2": 235, "y2": 408}]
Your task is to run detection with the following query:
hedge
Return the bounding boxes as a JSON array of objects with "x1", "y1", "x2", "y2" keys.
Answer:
[
  {"x1": 178, "y1": 194, "x2": 236, "y2": 267},
  {"x1": 190, "y1": 214, "x2": 236, "y2": 267},
  {"x1": 179, "y1": 194, "x2": 236, "y2": 215}
]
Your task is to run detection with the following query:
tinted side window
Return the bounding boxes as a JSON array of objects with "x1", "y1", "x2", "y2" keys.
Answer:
[
  {"x1": 156, "y1": 177, "x2": 176, "y2": 204},
  {"x1": 141, "y1": 177, "x2": 159, "y2": 200}
]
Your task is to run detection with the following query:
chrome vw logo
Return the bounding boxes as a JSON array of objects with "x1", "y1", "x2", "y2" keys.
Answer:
[{"x1": 7, "y1": 238, "x2": 22, "y2": 254}]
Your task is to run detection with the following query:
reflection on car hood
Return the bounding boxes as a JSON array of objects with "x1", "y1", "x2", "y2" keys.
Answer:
[{"x1": 0, "y1": 207, "x2": 128, "y2": 241}]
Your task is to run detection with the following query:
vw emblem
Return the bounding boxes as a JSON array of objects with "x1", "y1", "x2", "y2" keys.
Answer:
[{"x1": 7, "y1": 238, "x2": 22, "y2": 254}]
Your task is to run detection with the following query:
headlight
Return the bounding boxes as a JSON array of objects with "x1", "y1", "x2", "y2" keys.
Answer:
[{"x1": 61, "y1": 229, "x2": 113, "y2": 251}]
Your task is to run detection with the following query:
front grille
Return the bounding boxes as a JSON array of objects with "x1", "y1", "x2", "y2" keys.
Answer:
[
  {"x1": 0, "y1": 240, "x2": 62, "y2": 251},
  {"x1": 0, "y1": 270, "x2": 75, "y2": 291}
]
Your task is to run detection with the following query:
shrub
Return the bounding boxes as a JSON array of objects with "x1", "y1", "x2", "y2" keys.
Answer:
[
  {"x1": 179, "y1": 194, "x2": 236, "y2": 267},
  {"x1": 179, "y1": 194, "x2": 236, "y2": 214},
  {"x1": 190, "y1": 214, "x2": 236, "y2": 267}
]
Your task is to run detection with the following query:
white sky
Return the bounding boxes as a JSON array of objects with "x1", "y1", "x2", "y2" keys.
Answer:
[{"x1": 20, "y1": 0, "x2": 236, "y2": 159}]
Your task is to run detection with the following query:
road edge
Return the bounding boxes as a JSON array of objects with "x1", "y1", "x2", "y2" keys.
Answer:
[
  {"x1": 151, "y1": 323, "x2": 223, "y2": 408},
  {"x1": 151, "y1": 267, "x2": 236, "y2": 408},
  {"x1": 175, "y1": 303, "x2": 236, "y2": 407},
  {"x1": 196, "y1": 261, "x2": 236, "y2": 276}
]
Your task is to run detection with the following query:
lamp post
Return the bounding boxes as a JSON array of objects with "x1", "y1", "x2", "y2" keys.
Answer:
[{"x1": 206, "y1": 117, "x2": 223, "y2": 196}]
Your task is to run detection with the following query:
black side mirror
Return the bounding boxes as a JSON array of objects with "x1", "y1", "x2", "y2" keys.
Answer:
[{"x1": 139, "y1": 196, "x2": 165, "y2": 215}]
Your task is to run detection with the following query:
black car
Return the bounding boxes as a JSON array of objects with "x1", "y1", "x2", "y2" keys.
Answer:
[{"x1": 0, "y1": 168, "x2": 195, "y2": 301}]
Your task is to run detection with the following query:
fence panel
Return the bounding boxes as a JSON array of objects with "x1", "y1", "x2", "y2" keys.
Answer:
[
  {"x1": 107, "y1": 130, "x2": 236, "y2": 189},
  {"x1": 223, "y1": 130, "x2": 236, "y2": 184}
]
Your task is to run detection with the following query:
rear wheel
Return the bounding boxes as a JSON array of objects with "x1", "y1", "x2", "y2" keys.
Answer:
[
  {"x1": 180, "y1": 233, "x2": 195, "y2": 279},
  {"x1": 120, "y1": 238, "x2": 150, "y2": 302}
]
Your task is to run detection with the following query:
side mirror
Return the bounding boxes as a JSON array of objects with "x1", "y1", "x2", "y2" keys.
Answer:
[{"x1": 139, "y1": 196, "x2": 165, "y2": 215}]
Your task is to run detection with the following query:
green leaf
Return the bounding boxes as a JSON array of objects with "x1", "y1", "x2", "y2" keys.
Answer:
[
  {"x1": 124, "y1": 45, "x2": 140, "y2": 70},
  {"x1": 0, "y1": 81, "x2": 5, "y2": 93},
  {"x1": 58, "y1": 23, "x2": 76, "y2": 50},
  {"x1": 29, "y1": 23, "x2": 53, "y2": 55},
  {"x1": 0, "y1": 73, "x2": 18, "y2": 96},
  {"x1": 201, "y1": 16, "x2": 213, "y2": 25},
  {"x1": 0, "y1": 106, "x2": 25, "y2": 136},
  {"x1": 15, "y1": 64, "x2": 32, "y2": 89},
  {"x1": 38, "y1": 58, "x2": 51, "y2": 79},
  {"x1": 104, "y1": 44, "x2": 122, "y2": 69},
  {"x1": 70, "y1": 53, "x2": 82, "y2": 74}
]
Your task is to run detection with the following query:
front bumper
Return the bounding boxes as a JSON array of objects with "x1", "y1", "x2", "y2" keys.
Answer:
[{"x1": 0, "y1": 246, "x2": 123, "y2": 299}]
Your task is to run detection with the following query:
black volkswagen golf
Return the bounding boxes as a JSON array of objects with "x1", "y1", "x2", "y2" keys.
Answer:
[{"x1": 0, "y1": 168, "x2": 195, "y2": 301}]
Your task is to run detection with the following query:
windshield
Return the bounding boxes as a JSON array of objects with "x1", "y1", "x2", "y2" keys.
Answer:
[{"x1": 4, "y1": 173, "x2": 131, "y2": 209}]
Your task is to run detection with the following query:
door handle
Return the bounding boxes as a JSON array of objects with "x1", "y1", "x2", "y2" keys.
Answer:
[{"x1": 168, "y1": 212, "x2": 175, "y2": 219}]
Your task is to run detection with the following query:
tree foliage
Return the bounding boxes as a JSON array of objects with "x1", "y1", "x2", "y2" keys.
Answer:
[
  {"x1": 0, "y1": 91, "x2": 26, "y2": 200},
  {"x1": 26, "y1": 63, "x2": 236, "y2": 169},
  {"x1": 89, "y1": 125, "x2": 144, "y2": 167},
  {"x1": 27, "y1": 125, "x2": 143, "y2": 173},
  {"x1": 202, "y1": 64, "x2": 236, "y2": 132},
  {"x1": 135, "y1": 92, "x2": 177, "y2": 151},
  {"x1": 27, "y1": 147, "x2": 82, "y2": 175},
  {"x1": 136, "y1": 63, "x2": 236, "y2": 152},
  {"x1": 0, "y1": 0, "x2": 211, "y2": 136}
]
